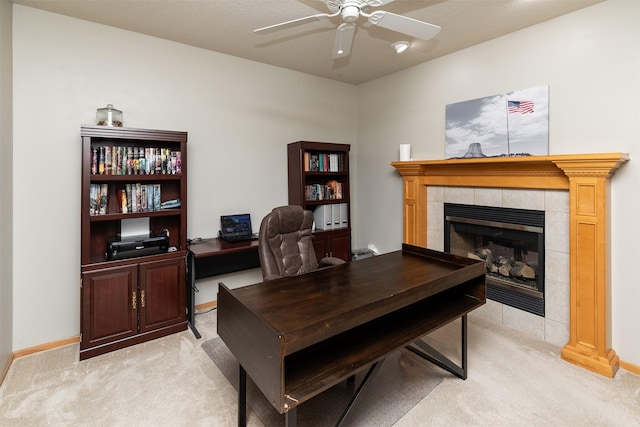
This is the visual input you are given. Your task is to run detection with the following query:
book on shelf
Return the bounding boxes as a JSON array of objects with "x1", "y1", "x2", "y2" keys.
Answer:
[
  {"x1": 91, "y1": 148, "x2": 98, "y2": 174},
  {"x1": 153, "y1": 184, "x2": 161, "y2": 210},
  {"x1": 160, "y1": 199, "x2": 181, "y2": 209},
  {"x1": 147, "y1": 185, "x2": 154, "y2": 211},
  {"x1": 126, "y1": 184, "x2": 132, "y2": 213},
  {"x1": 99, "y1": 184, "x2": 108, "y2": 214},
  {"x1": 89, "y1": 184, "x2": 98, "y2": 215},
  {"x1": 119, "y1": 189, "x2": 128, "y2": 213},
  {"x1": 131, "y1": 184, "x2": 140, "y2": 213},
  {"x1": 98, "y1": 146, "x2": 105, "y2": 175}
]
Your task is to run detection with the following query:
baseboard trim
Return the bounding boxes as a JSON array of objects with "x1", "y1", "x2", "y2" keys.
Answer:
[
  {"x1": 195, "y1": 299, "x2": 217, "y2": 312},
  {"x1": 13, "y1": 336, "x2": 80, "y2": 359},
  {"x1": 1, "y1": 336, "x2": 79, "y2": 387},
  {"x1": 0, "y1": 353, "x2": 15, "y2": 387},
  {"x1": 620, "y1": 360, "x2": 640, "y2": 376}
]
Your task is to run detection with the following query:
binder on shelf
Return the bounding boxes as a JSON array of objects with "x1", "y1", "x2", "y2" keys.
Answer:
[
  {"x1": 313, "y1": 203, "x2": 349, "y2": 230},
  {"x1": 331, "y1": 204, "x2": 341, "y2": 229},
  {"x1": 340, "y1": 203, "x2": 348, "y2": 228},
  {"x1": 313, "y1": 205, "x2": 333, "y2": 230}
]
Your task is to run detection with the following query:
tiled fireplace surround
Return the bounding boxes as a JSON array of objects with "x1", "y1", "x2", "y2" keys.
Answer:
[
  {"x1": 392, "y1": 153, "x2": 628, "y2": 377},
  {"x1": 426, "y1": 186, "x2": 569, "y2": 347}
]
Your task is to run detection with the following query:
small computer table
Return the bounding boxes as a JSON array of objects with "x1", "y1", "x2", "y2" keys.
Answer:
[
  {"x1": 186, "y1": 237, "x2": 260, "y2": 338},
  {"x1": 218, "y1": 244, "x2": 487, "y2": 427}
]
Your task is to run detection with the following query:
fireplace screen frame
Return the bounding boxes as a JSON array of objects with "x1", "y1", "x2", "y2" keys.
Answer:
[{"x1": 444, "y1": 203, "x2": 545, "y2": 317}]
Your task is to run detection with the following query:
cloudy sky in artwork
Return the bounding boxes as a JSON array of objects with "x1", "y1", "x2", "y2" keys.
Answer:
[{"x1": 445, "y1": 86, "x2": 549, "y2": 158}]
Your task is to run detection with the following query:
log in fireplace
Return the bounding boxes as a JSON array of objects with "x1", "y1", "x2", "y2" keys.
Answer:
[{"x1": 444, "y1": 203, "x2": 545, "y2": 316}]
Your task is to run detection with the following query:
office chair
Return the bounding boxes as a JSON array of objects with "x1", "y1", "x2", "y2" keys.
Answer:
[{"x1": 258, "y1": 205, "x2": 345, "y2": 281}]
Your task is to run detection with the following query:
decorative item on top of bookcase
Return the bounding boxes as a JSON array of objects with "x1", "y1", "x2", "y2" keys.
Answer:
[
  {"x1": 96, "y1": 104, "x2": 123, "y2": 127},
  {"x1": 288, "y1": 141, "x2": 352, "y2": 263},
  {"x1": 80, "y1": 125, "x2": 188, "y2": 360}
]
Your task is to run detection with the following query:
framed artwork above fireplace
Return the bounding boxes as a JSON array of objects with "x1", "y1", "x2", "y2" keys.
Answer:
[{"x1": 445, "y1": 86, "x2": 549, "y2": 159}]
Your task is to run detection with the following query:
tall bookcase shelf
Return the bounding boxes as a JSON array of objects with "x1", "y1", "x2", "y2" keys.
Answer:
[
  {"x1": 80, "y1": 125, "x2": 188, "y2": 360},
  {"x1": 287, "y1": 141, "x2": 351, "y2": 262}
]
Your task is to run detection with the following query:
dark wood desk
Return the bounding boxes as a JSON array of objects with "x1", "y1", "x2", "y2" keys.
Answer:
[
  {"x1": 218, "y1": 244, "x2": 486, "y2": 427},
  {"x1": 187, "y1": 238, "x2": 260, "y2": 338}
]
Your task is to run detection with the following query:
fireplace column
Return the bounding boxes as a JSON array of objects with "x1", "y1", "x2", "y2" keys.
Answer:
[
  {"x1": 554, "y1": 158, "x2": 626, "y2": 378},
  {"x1": 392, "y1": 153, "x2": 628, "y2": 377}
]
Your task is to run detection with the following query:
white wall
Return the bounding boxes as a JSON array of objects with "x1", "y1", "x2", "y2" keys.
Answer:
[
  {"x1": 12, "y1": 5, "x2": 357, "y2": 350},
  {"x1": 355, "y1": 0, "x2": 640, "y2": 366},
  {"x1": 11, "y1": 1, "x2": 640, "y2": 369},
  {"x1": 0, "y1": 0, "x2": 13, "y2": 368}
]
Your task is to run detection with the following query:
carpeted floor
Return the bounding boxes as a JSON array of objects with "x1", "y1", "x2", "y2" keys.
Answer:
[
  {"x1": 202, "y1": 337, "x2": 443, "y2": 427},
  {"x1": 1, "y1": 309, "x2": 639, "y2": 426}
]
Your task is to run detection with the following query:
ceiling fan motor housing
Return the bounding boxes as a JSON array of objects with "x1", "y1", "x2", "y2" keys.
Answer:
[{"x1": 341, "y1": 4, "x2": 361, "y2": 23}]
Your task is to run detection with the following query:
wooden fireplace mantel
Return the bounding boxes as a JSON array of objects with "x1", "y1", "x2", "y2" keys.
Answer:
[{"x1": 392, "y1": 153, "x2": 629, "y2": 377}]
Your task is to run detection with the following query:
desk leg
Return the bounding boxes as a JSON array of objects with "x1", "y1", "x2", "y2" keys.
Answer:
[
  {"x1": 285, "y1": 407, "x2": 297, "y2": 427},
  {"x1": 239, "y1": 365, "x2": 247, "y2": 427},
  {"x1": 335, "y1": 360, "x2": 384, "y2": 427},
  {"x1": 186, "y1": 251, "x2": 201, "y2": 339},
  {"x1": 407, "y1": 314, "x2": 468, "y2": 380}
]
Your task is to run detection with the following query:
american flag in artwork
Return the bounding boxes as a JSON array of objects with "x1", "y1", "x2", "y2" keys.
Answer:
[{"x1": 508, "y1": 100, "x2": 534, "y2": 114}]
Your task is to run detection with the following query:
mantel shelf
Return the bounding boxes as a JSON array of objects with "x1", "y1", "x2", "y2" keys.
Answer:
[{"x1": 391, "y1": 153, "x2": 629, "y2": 189}]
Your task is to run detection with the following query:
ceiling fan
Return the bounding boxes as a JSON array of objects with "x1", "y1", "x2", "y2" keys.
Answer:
[{"x1": 254, "y1": 0, "x2": 441, "y2": 59}]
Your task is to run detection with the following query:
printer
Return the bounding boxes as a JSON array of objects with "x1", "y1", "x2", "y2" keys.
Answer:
[{"x1": 106, "y1": 234, "x2": 169, "y2": 261}]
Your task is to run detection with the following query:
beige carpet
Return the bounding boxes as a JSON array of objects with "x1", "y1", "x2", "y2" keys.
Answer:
[
  {"x1": 202, "y1": 337, "x2": 443, "y2": 426},
  {"x1": 0, "y1": 310, "x2": 639, "y2": 426}
]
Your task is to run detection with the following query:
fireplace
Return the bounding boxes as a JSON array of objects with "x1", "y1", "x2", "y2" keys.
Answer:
[
  {"x1": 444, "y1": 203, "x2": 545, "y2": 316},
  {"x1": 392, "y1": 153, "x2": 629, "y2": 377}
]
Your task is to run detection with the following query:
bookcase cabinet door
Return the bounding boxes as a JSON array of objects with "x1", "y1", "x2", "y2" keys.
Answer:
[
  {"x1": 312, "y1": 229, "x2": 351, "y2": 263},
  {"x1": 138, "y1": 257, "x2": 186, "y2": 333},
  {"x1": 81, "y1": 265, "x2": 138, "y2": 349},
  {"x1": 328, "y1": 229, "x2": 351, "y2": 261}
]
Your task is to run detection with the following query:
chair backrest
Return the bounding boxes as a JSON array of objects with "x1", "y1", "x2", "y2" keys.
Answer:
[{"x1": 258, "y1": 205, "x2": 319, "y2": 281}]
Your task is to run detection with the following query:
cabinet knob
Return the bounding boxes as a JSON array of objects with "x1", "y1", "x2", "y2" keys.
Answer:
[
  {"x1": 132, "y1": 291, "x2": 137, "y2": 310},
  {"x1": 141, "y1": 290, "x2": 146, "y2": 308}
]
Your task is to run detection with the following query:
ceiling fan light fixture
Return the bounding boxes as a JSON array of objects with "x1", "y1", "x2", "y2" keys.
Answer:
[{"x1": 393, "y1": 41, "x2": 411, "y2": 53}]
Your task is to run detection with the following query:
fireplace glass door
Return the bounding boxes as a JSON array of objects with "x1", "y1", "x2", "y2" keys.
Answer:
[{"x1": 444, "y1": 203, "x2": 545, "y2": 316}]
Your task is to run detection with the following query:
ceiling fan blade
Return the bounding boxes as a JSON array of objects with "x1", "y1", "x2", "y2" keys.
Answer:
[
  {"x1": 332, "y1": 23, "x2": 356, "y2": 59},
  {"x1": 364, "y1": 0, "x2": 396, "y2": 7},
  {"x1": 254, "y1": 13, "x2": 331, "y2": 34},
  {"x1": 367, "y1": 11, "x2": 441, "y2": 40}
]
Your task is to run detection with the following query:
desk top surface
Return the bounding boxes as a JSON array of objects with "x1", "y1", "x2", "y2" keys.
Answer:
[
  {"x1": 188, "y1": 237, "x2": 258, "y2": 257},
  {"x1": 220, "y1": 244, "x2": 484, "y2": 352}
]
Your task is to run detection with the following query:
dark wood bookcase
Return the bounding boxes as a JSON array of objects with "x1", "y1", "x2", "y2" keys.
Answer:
[
  {"x1": 80, "y1": 125, "x2": 188, "y2": 360},
  {"x1": 287, "y1": 141, "x2": 351, "y2": 262}
]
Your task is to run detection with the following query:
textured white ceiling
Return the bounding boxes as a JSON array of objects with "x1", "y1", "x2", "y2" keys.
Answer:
[{"x1": 13, "y1": 0, "x2": 602, "y2": 84}]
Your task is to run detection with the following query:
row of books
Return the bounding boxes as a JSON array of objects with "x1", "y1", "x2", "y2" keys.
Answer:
[
  {"x1": 91, "y1": 146, "x2": 182, "y2": 175},
  {"x1": 119, "y1": 183, "x2": 162, "y2": 214},
  {"x1": 305, "y1": 180, "x2": 343, "y2": 201},
  {"x1": 304, "y1": 152, "x2": 344, "y2": 172},
  {"x1": 89, "y1": 183, "x2": 180, "y2": 215}
]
